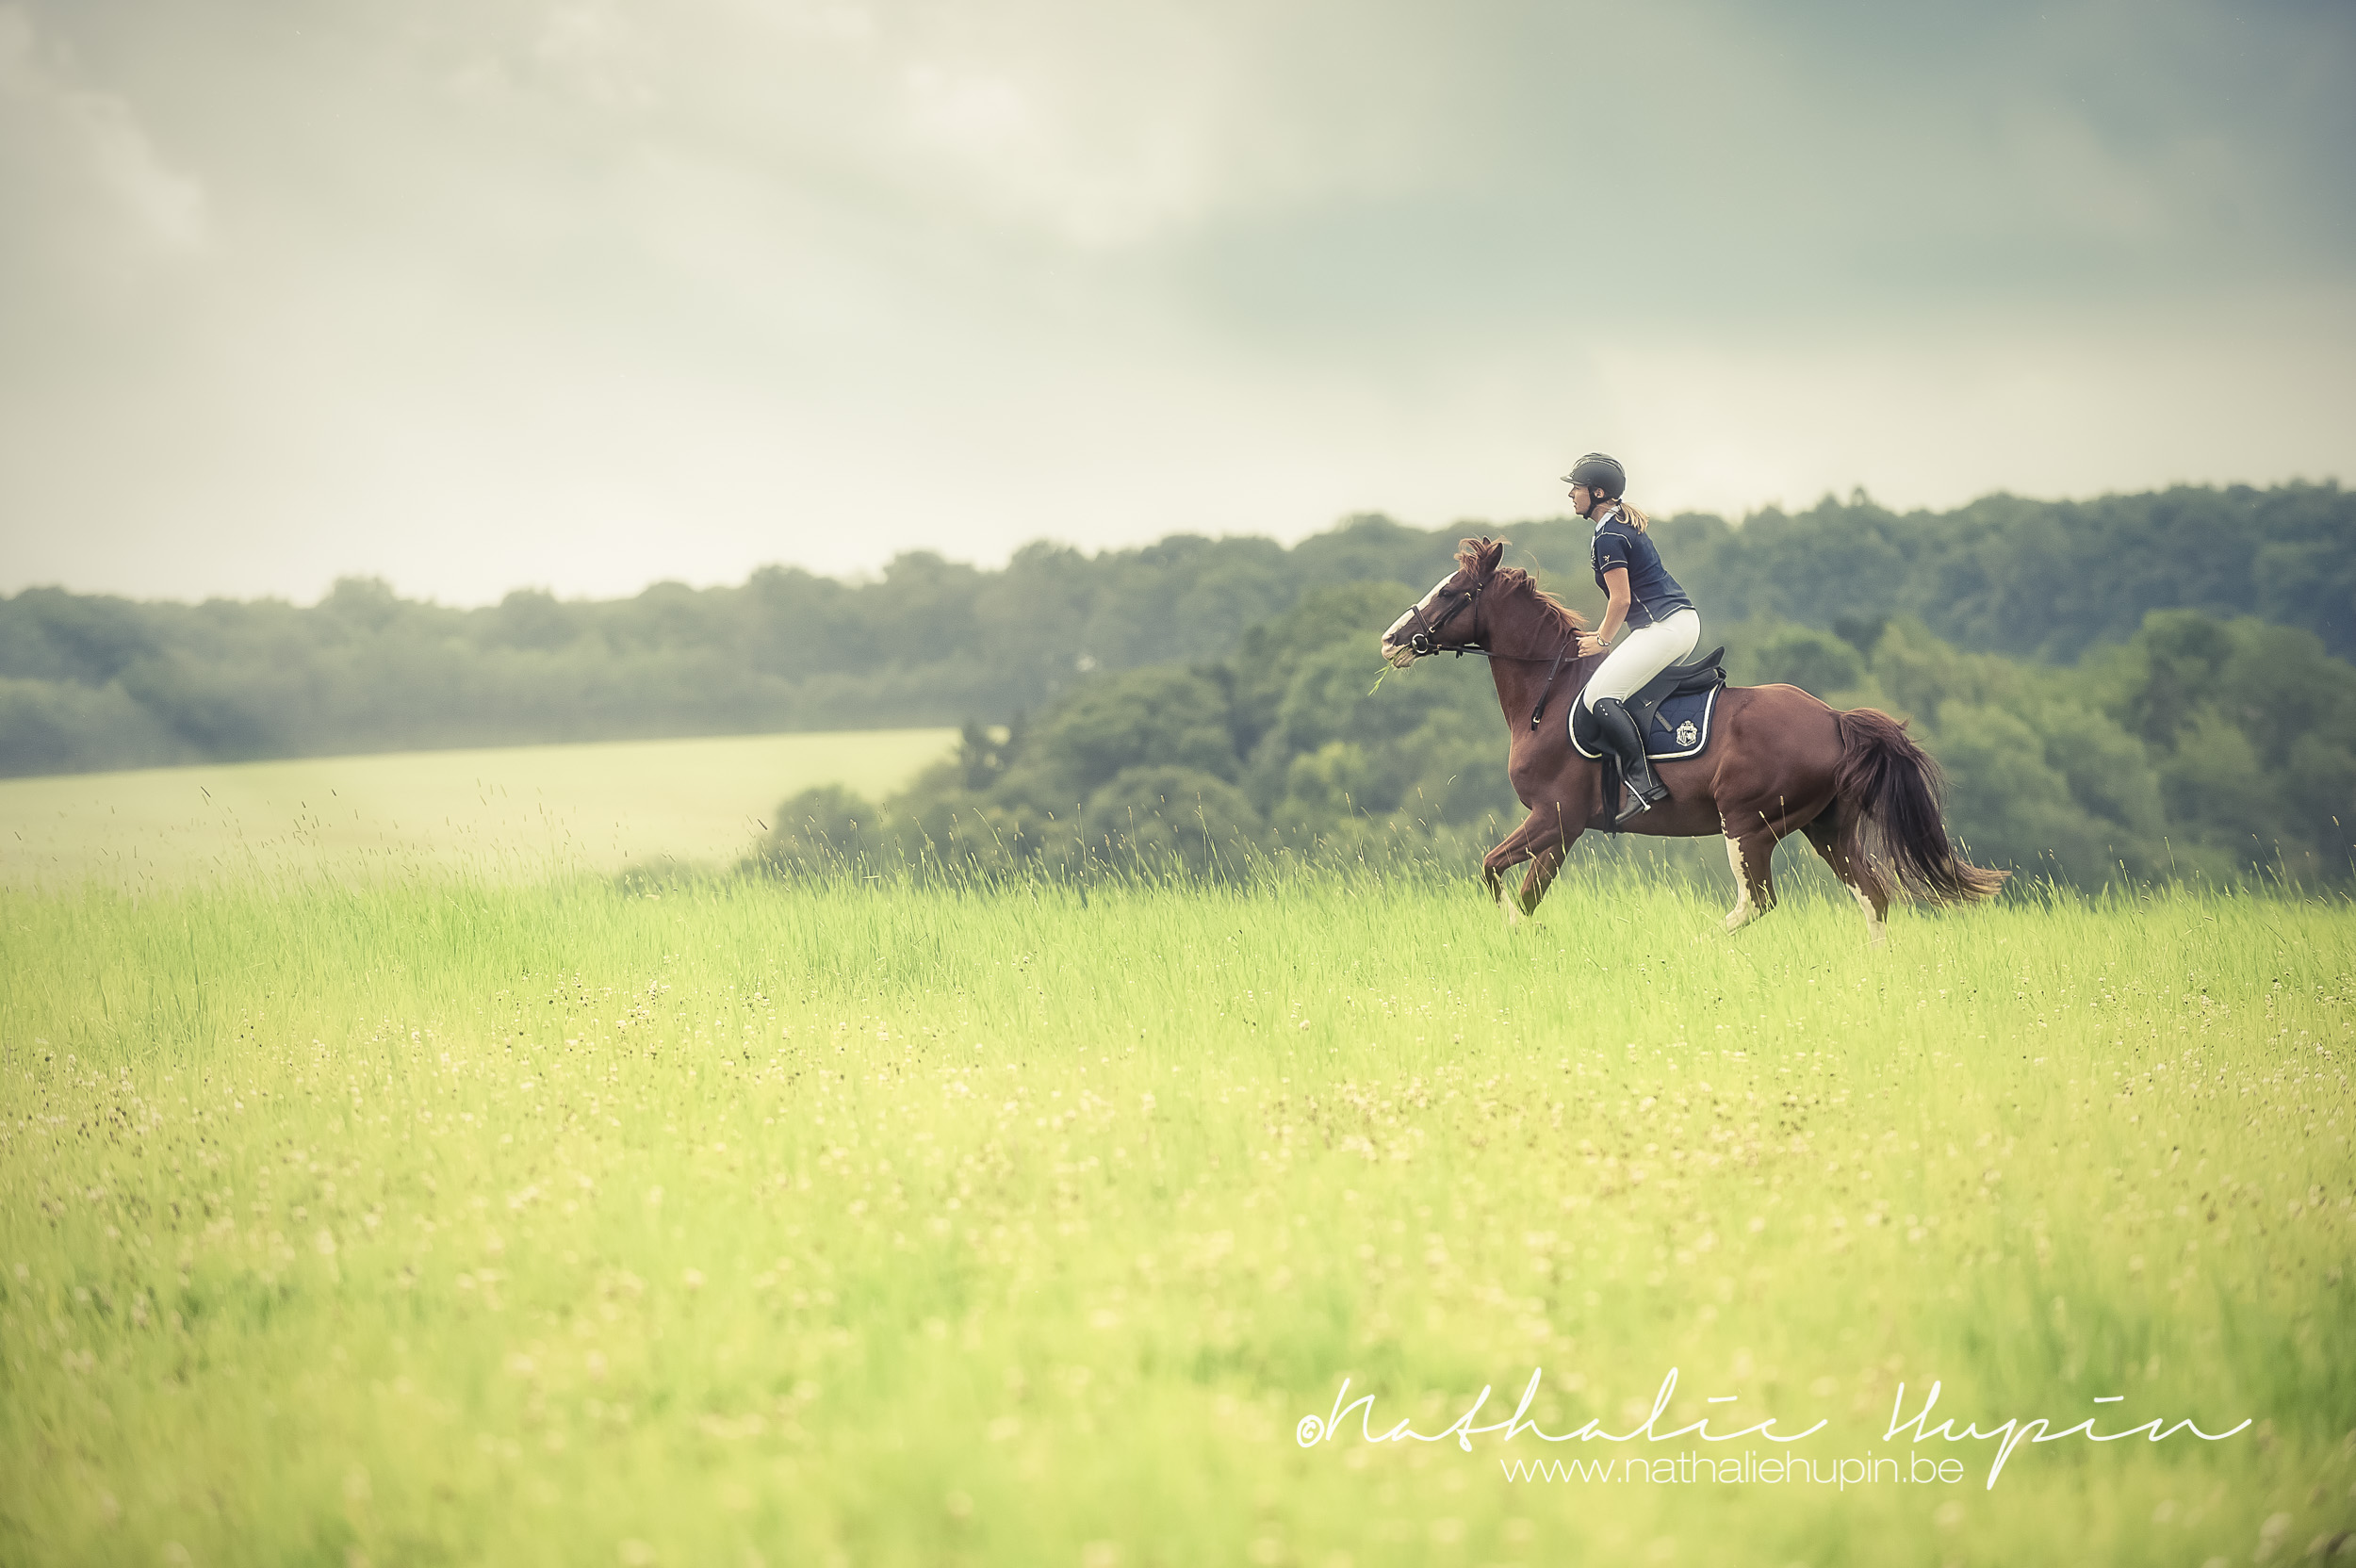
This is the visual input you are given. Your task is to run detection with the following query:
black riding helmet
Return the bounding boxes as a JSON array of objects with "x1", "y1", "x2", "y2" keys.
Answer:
[{"x1": 1562, "y1": 452, "x2": 1626, "y2": 498}]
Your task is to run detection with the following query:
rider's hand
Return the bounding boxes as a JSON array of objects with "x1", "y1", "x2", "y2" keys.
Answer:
[{"x1": 1578, "y1": 634, "x2": 1604, "y2": 657}]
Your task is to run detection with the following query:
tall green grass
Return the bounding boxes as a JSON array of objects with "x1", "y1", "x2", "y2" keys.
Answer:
[{"x1": 2, "y1": 868, "x2": 2350, "y2": 1566}]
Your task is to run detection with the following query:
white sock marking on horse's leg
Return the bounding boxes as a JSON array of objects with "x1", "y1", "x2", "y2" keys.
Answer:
[
  {"x1": 1723, "y1": 835, "x2": 1757, "y2": 933},
  {"x1": 1850, "y1": 883, "x2": 1887, "y2": 949}
]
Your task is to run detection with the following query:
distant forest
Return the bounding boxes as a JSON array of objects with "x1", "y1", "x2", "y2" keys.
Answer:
[
  {"x1": 3, "y1": 482, "x2": 2348, "y2": 784},
  {"x1": 751, "y1": 592, "x2": 2356, "y2": 890}
]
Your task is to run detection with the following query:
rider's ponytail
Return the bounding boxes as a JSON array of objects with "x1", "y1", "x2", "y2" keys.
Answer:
[{"x1": 1616, "y1": 499, "x2": 1652, "y2": 532}]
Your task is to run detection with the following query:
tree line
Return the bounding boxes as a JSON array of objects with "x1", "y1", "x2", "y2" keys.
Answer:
[
  {"x1": 746, "y1": 578, "x2": 2356, "y2": 890},
  {"x1": 4, "y1": 484, "x2": 2351, "y2": 890},
  {"x1": 4, "y1": 482, "x2": 2350, "y2": 778}
]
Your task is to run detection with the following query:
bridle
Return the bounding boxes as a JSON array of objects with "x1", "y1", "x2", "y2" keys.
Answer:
[
  {"x1": 1400, "y1": 578, "x2": 1486, "y2": 658},
  {"x1": 1394, "y1": 573, "x2": 1580, "y2": 732}
]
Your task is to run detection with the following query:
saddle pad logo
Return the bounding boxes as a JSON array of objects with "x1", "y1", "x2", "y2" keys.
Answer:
[{"x1": 1675, "y1": 719, "x2": 1699, "y2": 747}]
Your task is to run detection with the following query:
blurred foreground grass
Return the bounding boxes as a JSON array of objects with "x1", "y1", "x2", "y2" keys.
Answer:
[{"x1": 2, "y1": 866, "x2": 2351, "y2": 1565}]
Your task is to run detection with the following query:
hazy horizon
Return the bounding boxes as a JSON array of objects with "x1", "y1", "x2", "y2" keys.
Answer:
[
  {"x1": 4, "y1": 0, "x2": 2350, "y2": 606},
  {"x1": 8, "y1": 477, "x2": 2348, "y2": 611}
]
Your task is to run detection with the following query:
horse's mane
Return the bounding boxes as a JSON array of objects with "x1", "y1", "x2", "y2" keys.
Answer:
[{"x1": 1455, "y1": 540, "x2": 1588, "y2": 636}]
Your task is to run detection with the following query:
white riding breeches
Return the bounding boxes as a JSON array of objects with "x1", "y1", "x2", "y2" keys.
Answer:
[{"x1": 1579, "y1": 608, "x2": 1701, "y2": 710}]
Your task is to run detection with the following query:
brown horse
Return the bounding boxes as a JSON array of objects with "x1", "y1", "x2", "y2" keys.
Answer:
[{"x1": 1379, "y1": 537, "x2": 2004, "y2": 943}]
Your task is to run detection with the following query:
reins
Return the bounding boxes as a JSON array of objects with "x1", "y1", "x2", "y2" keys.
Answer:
[{"x1": 1526, "y1": 635, "x2": 1577, "y2": 731}]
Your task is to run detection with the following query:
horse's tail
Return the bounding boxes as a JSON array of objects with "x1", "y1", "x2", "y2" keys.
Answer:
[{"x1": 1831, "y1": 708, "x2": 2007, "y2": 904}]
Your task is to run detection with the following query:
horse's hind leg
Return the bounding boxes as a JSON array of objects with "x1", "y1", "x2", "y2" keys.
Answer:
[
  {"x1": 1720, "y1": 822, "x2": 1779, "y2": 934},
  {"x1": 1802, "y1": 811, "x2": 1889, "y2": 949}
]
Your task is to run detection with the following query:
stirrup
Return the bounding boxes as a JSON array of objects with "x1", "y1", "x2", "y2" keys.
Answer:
[{"x1": 1615, "y1": 780, "x2": 1667, "y2": 823}]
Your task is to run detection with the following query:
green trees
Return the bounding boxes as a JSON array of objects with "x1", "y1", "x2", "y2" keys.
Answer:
[
  {"x1": 1660, "y1": 482, "x2": 2355, "y2": 663},
  {"x1": 746, "y1": 581, "x2": 1521, "y2": 880},
  {"x1": 2090, "y1": 612, "x2": 2356, "y2": 882},
  {"x1": 1725, "y1": 611, "x2": 2356, "y2": 886},
  {"x1": 750, "y1": 595, "x2": 2354, "y2": 889},
  {"x1": 5, "y1": 478, "x2": 2352, "y2": 896},
  {"x1": 0, "y1": 520, "x2": 1460, "y2": 776}
]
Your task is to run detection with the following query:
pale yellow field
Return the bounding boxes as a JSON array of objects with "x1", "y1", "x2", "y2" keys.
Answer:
[{"x1": 0, "y1": 728, "x2": 955, "y2": 887}]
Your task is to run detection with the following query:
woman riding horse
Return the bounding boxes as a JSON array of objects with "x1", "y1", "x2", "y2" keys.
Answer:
[
  {"x1": 1565, "y1": 452, "x2": 1696, "y2": 823},
  {"x1": 1377, "y1": 508, "x2": 2004, "y2": 944}
]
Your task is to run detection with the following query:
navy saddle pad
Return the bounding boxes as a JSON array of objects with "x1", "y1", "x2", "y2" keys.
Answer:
[{"x1": 1569, "y1": 645, "x2": 1727, "y2": 762}]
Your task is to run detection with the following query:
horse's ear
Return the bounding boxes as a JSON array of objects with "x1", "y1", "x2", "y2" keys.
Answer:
[{"x1": 1475, "y1": 538, "x2": 1505, "y2": 580}]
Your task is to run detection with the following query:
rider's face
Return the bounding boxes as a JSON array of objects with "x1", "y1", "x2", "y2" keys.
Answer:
[{"x1": 1569, "y1": 482, "x2": 1594, "y2": 517}]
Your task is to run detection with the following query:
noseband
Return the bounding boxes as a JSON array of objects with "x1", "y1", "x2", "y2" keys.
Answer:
[{"x1": 1403, "y1": 580, "x2": 1485, "y2": 657}]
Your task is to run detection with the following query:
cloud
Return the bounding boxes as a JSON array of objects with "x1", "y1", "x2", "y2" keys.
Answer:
[
  {"x1": 0, "y1": 5, "x2": 207, "y2": 267},
  {"x1": 0, "y1": 0, "x2": 2348, "y2": 604},
  {"x1": 1586, "y1": 287, "x2": 2356, "y2": 519}
]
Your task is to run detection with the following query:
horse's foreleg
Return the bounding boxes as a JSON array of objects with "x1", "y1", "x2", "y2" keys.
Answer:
[
  {"x1": 1516, "y1": 840, "x2": 1569, "y2": 919},
  {"x1": 1482, "y1": 811, "x2": 1541, "y2": 901},
  {"x1": 1516, "y1": 800, "x2": 1581, "y2": 917},
  {"x1": 1481, "y1": 834, "x2": 1531, "y2": 925},
  {"x1": 1481, "y1": 840, "x2": 1522, "y2": 906},
  {"x1": 1484, "y1": 803, "x2": 1579, "y2": 926}
]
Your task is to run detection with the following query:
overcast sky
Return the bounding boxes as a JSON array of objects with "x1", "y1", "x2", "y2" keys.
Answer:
[{"x1": 2, "y1": 0, "x2": 2350, "y2": 604}]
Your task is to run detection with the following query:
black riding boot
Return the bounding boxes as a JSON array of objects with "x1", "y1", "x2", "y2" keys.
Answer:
[{"x1": 1593, "y1": 696, "x2": 1669, "y2": 822}]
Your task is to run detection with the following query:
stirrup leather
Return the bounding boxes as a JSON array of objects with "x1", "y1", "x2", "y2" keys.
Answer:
[{"x1": 1593, "y1": 697, "x2": 1668, "y2": 821}]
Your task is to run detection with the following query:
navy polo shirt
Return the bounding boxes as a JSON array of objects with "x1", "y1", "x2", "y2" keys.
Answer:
[{"x1": 1592, "y1": 511, "x2": 1695, "y2": 628}]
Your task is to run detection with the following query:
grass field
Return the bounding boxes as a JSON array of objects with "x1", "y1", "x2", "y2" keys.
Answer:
[
  {"x1": 3, "y1": 859, "x2": 2350, "y2": 1566},
  {"x1": 0, "y1": 728, "x2": 957, "y2": 889}
]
